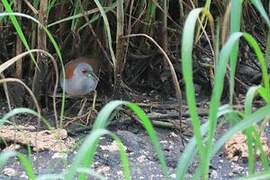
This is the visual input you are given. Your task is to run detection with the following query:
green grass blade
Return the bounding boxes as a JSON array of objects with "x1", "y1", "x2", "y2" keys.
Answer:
[
  {"x1": 252, "y1": 129, "x2": 269, "y2": 171},
  {"x1": 244, "y1": 86, "x2": 260, "y2": 115},
  {"x1": 0, "y1": 151, "x2": 35, "y2": 180},
  {"x1": 70, "y1": 0, "x2": 81, "y2": 31},
  {"x1": 1, "y1": 0, "x2": 37, "y2": 66},
  {"x1": 181, "y1": 8, "x2": 206, "y2": 170},
  {"x1": 93, "y1": 100, "x2": 124, "y2": 129},
  {"x1": 204, "y1": 31, "x2": 270, "y2": 177},
  {"x1": 127, "y1": 103, "x2": 169, "y2": 178},
  {"x1": 213, "y1": 105, "x2": 270, "y2": 155},
  {"x1": 251, "y1": 0, "x2": 270, "y2": 27},
  {"x1": 65, "y1": 129, "x2": 130, "y2": 180},
  {"x1": 176, "y1": 122, "x2": 208, "y2": 179},
  {"x1": 75, "y1": 168, "x2": 105, "y2": 180},
  {"x1": 242, "y1": 34, "x2": 270, "y2": 102},
  {"x1": 176, "y1": 105, "x2": 235, "y2": 179},
  {"x1": 244, "y1": 86, "x2": 260, "y2": 174},
  {"x1": 143, "y1": 0, "x2": 156, "y2": 34},
  {"x1": 48, "y1": 5, "x2": 116, "y2": 28},
  {"x1": 93, "y1": 0, "x2": 116, "y2": 67},
  {"x1": 244, "y1": 87, "x2": 270, "y2": 172},
  {"x1": 0, "y1": 107, "x2": 51, "y2": 129},
  {"x1": 37, "y1": 174, "x2": 64, "y2": 180},
  {"x1": 93, "y1": 100, "x2": 169, "y2": 178},
  {"x1": 242, "y1": 171, "x2": 270, "y2": 180},
  {"x1": 213, "y1": 105, "x2": 270, "y2": 173},
  {"x1": 229, "y1": 0, "x2": 242, "y2": 104}
]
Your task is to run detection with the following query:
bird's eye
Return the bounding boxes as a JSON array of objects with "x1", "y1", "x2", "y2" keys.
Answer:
[{"x1": 81, "y1": 69, "x2": 88, "y2": 74}]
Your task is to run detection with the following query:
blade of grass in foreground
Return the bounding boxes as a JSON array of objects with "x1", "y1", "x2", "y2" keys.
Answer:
[
  {"x1": 176, "y1": 105, "x2": 236, "y2": 179},
  {"x1": 229, "y1": 0, "x2": 242, "y2": 104},
  {"x1": 242, "y1": 171, "x2": 270, "y2": 180},
  {"x1": 181, "y1": 7, "x2": 270, "y2": 177},
  {"x1": 251, "y1": 0, "x2": 270, "y2": 27},
  {"x1": 243, "y1": 86, "x2": 270, "y2": 174},
  {"x1": 65, "y1": 129, "x2": 130, "y2": 180},
  {"x1": 244, "y1": 86, "x2": 260, "y2": 174},
  {"x1": 213, "y1": 105, "x2": 270, "y2": 155},
  {"x1": 36, "y1": 169, "x2": 105, "y2": 180},
  {"x1": 36, "y1": 174, "x2": 65, "y2": 180},
  {"x1": 0, "y1": 151, "x2": 35, "y2": 180},
  {"x1": 92, "y1": 100, "x2": 169, "y2": 178},
  {"x1": 0, "y1": 107, "x2": 51, "y2": 129},
  {"x1": 181, "y1": 7, "x2": 207, "y2": 177},
  {"x1": 204, "y1": 31, "x2": 270, "y2": 177}
]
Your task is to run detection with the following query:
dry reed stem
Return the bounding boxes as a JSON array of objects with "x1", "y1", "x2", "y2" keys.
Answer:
[
  {"x1": 0, "y1": 49, "x2": 59, "y2": 127},
  {"x1": 123, "y1": 33, "x2": 183, "y2": 127},
  {"x1": 0, "y1": 78, "x2": 41, "y2": 115},
  {"x1": 0, "y1": 74, "x2": 12, "y2": 111}
]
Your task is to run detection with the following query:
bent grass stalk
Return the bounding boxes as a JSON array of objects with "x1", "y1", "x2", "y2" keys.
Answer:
[
  {"x1": 92, "y1": 100, "x2": 169, "y2": 178},
  {"x1": 0, "y1": 49, "x2": 59, "y2": 124}
]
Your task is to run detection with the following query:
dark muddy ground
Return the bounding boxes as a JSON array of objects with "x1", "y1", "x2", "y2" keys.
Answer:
[{"x1": 0, "y1": 96, "x2": 268, "y2": 180}]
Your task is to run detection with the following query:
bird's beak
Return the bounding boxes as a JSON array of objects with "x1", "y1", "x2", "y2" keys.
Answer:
[{"x1": 88, "y1": 72, "x2": 99, "y2": 81}]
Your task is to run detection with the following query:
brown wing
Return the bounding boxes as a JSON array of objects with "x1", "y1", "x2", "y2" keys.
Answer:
[{"x1": 64, "y1": 61, "x2": 76, "y2": 80}]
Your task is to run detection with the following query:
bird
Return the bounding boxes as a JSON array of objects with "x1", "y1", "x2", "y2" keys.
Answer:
[
  {"x1": 60, "y1": 57, "x2": 100, "y2": 96},
  {"x1": 60, "y1": 57, "x2": 100, "y2": 126}
]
